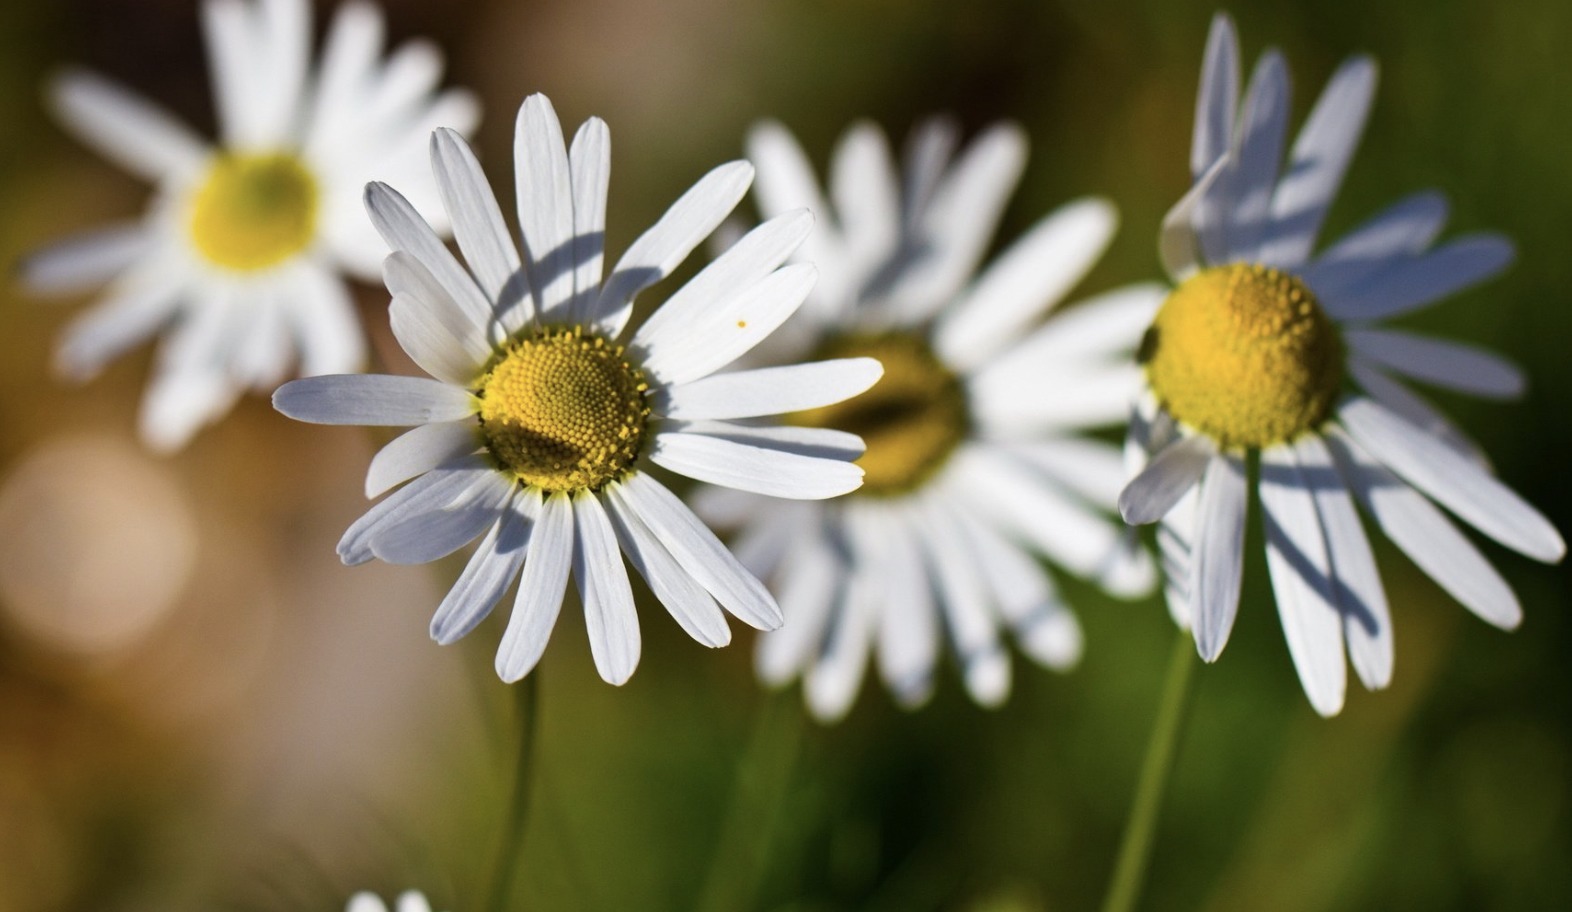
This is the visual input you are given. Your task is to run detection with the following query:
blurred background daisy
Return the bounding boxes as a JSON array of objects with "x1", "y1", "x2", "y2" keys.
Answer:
[{"x1": 0, "y1": 1, "x2": 1569, "y2": 911}]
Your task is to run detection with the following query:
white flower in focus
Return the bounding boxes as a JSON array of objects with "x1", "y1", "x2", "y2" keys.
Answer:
[
  {"x1": 347, "y1": 891, "x2": 438, "y2": 912},
  {"x1": 275, "y1": 94, "x2": 879, "y2": 685},
  {"x1": 1121, "y1": 13, "x2": 1564, "y2": 716},
  {"x1": 699, "y1": 117, "x2": 1160, "y2": 721},
  {"x1": 25, "y1": 0, "x2": 477, "y2": 450}
]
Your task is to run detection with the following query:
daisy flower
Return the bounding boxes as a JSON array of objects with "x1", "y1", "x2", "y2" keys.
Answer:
[
  {"x1": 347, "y1": 891, "x2": 438, "y2": 912},
  {"x1": 697, "y1": 117, "x2": 1159, "y2": 721},
  {"x1": 275, "y1": 94, "x2": 880, "y2": 685},
  {"x1": 23, "y1": 0, "x2": 476, "y2": 450},
  {"x1": 1119, "y1": 14, "x2": 1564, "y2": 716}
]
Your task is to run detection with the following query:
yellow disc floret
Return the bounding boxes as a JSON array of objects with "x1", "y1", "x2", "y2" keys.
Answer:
[
  {"x1": 477, "y1": 327, "x2": 651, "y2": 493},
  {"x1": 790, "y1": 331, "x2": 967, "y2": 497},
  {"x1": 1142, "y1": 263, "x2": 1343, "y2": 449},
  {"x1": 189, "y1": 152, "x2": 318, "y2": 271}
]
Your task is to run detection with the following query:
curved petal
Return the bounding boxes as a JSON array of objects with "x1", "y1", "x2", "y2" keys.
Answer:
[
  {"x1": 496, "y1": 490, "x2": 574, "y2": 682},
  {"x1": 573, "y1": 492, "x2": 641, "y2": 685},
  {"x1": 656, "y1": 358, "x2": 882, "y2": 420},
  {"x1": 273, "y1": 374, "x2": 474, "y2": 426}
]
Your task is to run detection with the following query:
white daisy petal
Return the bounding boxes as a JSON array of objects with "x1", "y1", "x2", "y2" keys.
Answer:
[
  {"x1": 1326, "y1": 427, "x2": 1522, "y2": 629},
  {"x1": 892, "y1": 122, "x2": 1028, "y2": 318},
  {"x1": 1259, "y1": 445, "x2": 1348, "y2": 717},
  {"x1": 595, "y1": 160, "x2": 755, "y2": 338},
  {"x1": 365, "y1": 419, "x2": 480, "y2": 498},
  {"x1": 1223, "y1": 51, "x2": 1291, "y2": 262},
  {"x1": 746, "y1": 120, "x2": 838, "y2": 284},
  {"x1": 870, "y1": 505, "x2": 939, "y2": 706},
  {"x1": 899, "y1": 115, "x2": 960, "y2": 223},
  {"x1": 22, "y1": 224, "x2": 150, "y2": 294},
  {"x1": 573, "y1": 492, "x2": 641, "y2": 685},
  {"x1": 829, "y1": 122, "x2": 901, "y2": 286},
  {"x1": 306, "y1": 0, "x2": 383, "y2": 150},
  {"x1": 513, "y1": 94, "x2": 577, "y2": 320},
  {"x1": 54, "y1": 281, "x2": 183, "y2": 381},
  {"x1": 1258, "y1": 55, "x2": 1377, "y2": 270},
  {"x1": 970, "y1": 361, "x2": 1145, "y2": 434},
  {"x1": 394, "y1": 891, "x2": 434, "y2": 912},
  {"x1": 201, "y1": 0, "x2": 264, "y2": 147},
  {"x1": 604, "y1": 495, "x2": 730, "y2": 648},
  {"x1": 370, "y1": 471, "x2": 513, "y2": 566},
  {"x1": 1348, "y1": 358, "x2": 1490, "y2": 469},
  {"x1": 950, "y1": 505, "x2": 1080, "y2": 669},
  {"x1": 1189, "y1": 453, "x2": 1248, "y2": 662},
  {"x1": 569, "y1": 117, "x2": 612, "y2": 322},
  {"x1": 631, "y1": 207, "x2": 814, "y2": 382},
  {"x1": 383, "y1": 251, "x2": 495, "y2": 366},
  {"x1": 639, "y1": 263, "x2": 819, "y2": 385},
  {"x1": 650, "y1": 431, "x2": 864, "y2": 500},
  {"x1": 336, "y1": 459, "x2": 492, "y2": 565},
  {"x1": 389, "y1": 292, "x2": 490, "y2": 387},
  {"x1": 1161, "y1": 152, "x2": 1233, "y2": 280},
  {"x1": 1345, "y1": 328, "x2": 1525, "y2": 400},
  {"x1": 431, "y1": 127, "x2": 521, "y2": 302},
  {"x1": 496, "y1": 491, "x2": 575, "y2": 682},
  {"x1": 1320, "y1": 234, "x2": 1514, "y2": 322},
  {"x1": 1119, "y1": 435, "x2": 1214, "y2": 524},
  {"x1": 1192, "y1": 12, "x2": 1240, "y2": 178},
  {"x1": 1338, "y1": 397, "x2": 1563, "y2": 562},
  {"x1": 608, "y1": 473, "x2": 782, "y2": 629},
  {"x1": 935, "y1": 197, "x2": 1118, "y2": 368},
  {"x1": 272, "y1": 374, "x2": 475, "y2": 426},
  {"x1": 914, "y1": 500, "x2": 1010, "y2": 708},
  {"x1": 1293, "y1": 435, "x2": 1393, "y2": 691},
  {"x1": 805, "y1": 521, "x2": 876, "y2": 722},
  {"x1": 288, "y1": 265, "x2": 367, "y2": 377},
  {"x1": 947, "y1": 446, "x2": 1122, "y2": 582},
  {"x1": 666, "y1": 420, "x2": 865, "y2": 462},
  {"x1": 657, "y1": 358, "x2": 883, "y2": 420},
  {"x1": 1003, "y1": 437, "x2": 1128, "y2": 510},
  {"x1": 980, "y1": 283, "x2": 1162, "y2": 371},
  {"x1": 365, "y1": 181, "x2": 494, "y2": 329},
  {"x1": 756, "y1": 517, "x2": 841, "y2": 685},
  {"x1": 49, "y1": 69, "x2": 208, "y2": 182},
  {"x1": 1299, "y1": 190, "x2": 1449, "y2": 297}
]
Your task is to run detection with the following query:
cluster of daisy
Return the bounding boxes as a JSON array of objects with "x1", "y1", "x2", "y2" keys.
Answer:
[{"x1": 23, "y1": 0, "x2": 1562, "y2": 902}]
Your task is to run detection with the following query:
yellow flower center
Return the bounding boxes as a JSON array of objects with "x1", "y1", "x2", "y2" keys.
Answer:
[
  {"x1": 789, "y1": 332, "x2": 967, "y2": 497},
  {"x1": 477, "y1": 327, "x2": 652, "y2": 493},
  {"x1": 188, "y1": 152, "x2": 318, "y2": 271},
  {"x1": 1142, "y1": 263, "x2": 1344, "y2": 449}
]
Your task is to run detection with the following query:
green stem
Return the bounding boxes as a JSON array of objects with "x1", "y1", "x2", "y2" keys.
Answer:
[
  {"x1": 695, "y1": 689, "x2": 804, "y2": 912},
  {"x1": 1100, "y1": 629, "x2": 1199, "y2": 912},
  {"x1": 486, "y1": 673, "x2": 541, "y2": 912}
]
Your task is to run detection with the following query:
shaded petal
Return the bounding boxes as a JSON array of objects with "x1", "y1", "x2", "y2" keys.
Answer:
[
  {"x1": 427, "y1": 501, "x2": 524, "y2": 644},
  {"x1": 1338, "y1": 397, "x2": 1563, "y2": 562},
  {"x1": 1346, "y1": 328, "x2": 1524, "y2": 400},
  {"x1": 370, "y1": 471, "x2": 512, "y2": 565},
  {"x1": 650, "y1": 431, "x2": 863, "y2": 500},
  {"x1": 431, "y1": 127, "x2": 521, "y2": 302},
  {"x1": 496, "y1": 490, "x2": 574, "y2": 681},
  {"x1": 1190, "y1": 453, "x2": 1247, "y2": 661},
  {"x1": 573, "y1": 492, "x2": 641, "y2": 685},
  {"x1": 22, "y1": 224, "x2": 150, "y2": 294},
  {"x1": 756, "y1": 515, "x2": 841, "y2": 685},
  {"x1": 1320, "y1": 234, "x2": 1514, "y2": 322},
  {"x1": 1161, "y1": 153, "x2": 1233, "y2": 280},
  {"x1": 1326, "y1": 427, "x2": 1521, "y2": 629},
  {"x1": 1257, "y1": 55, "x2": 1377, "y2": 270},
  {"x1": 273, "y1": 374, "x2": 473, "y2": 426},
  {"x1": 336, "y1": 459, "x2": 491, "y2": 565},
  {"x1": 513, "y1": 94, "x2": 576, "y2": 320},
  {"x1": 1192, "y1": 13, "x2": 1240, "y2": 178},
  {"x1": 1300, "y1": 190, "x2": 1449, "y2": 298},
  {"x1": 365, "y1": 181, "x2": 494, "y2": 329},
  {"x1": 607, "y1": 473, "x2": 781, "y2": 629},
  {"x1": 569, "y1": 118, "x2": 611, "y2": 322},
  {"x1": 1260, "y1": 445, "x2": 1348, "y2": 717},
  {"x1": 605, "y1": 495, "x2": 730, "y2": 647},
  {"x1": 595, "y1": 161, "x2": 755, "y2": 338},
  {"x1": 1119, "y1": 435, "x2": 1213, "y2": 524},
  {"x1": 1293, "y1": 435, "x2": 1393, "y2": 691},
  {"x1": 1223, "y1": 51, "x2": 1291, "y2": 262},
  {"x1": 365, "y1": 419, "x2": 480, "y2": 497}
]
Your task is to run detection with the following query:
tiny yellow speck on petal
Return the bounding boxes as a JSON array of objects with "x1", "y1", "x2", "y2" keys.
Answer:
[
  {"x1": 188, "y1": 152, "x2": 318, "y2": 272},
  {"x1": 477, "y1": 326, "x2": 651, "y2": 493},
  {"x1": 1143, "y1": 263, "x2": 1343, "y2": 449}
]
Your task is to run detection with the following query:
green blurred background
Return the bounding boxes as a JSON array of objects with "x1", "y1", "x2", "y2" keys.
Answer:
[{"x1": 1, "y1": 0, "x2": 1568, "y2": 909}]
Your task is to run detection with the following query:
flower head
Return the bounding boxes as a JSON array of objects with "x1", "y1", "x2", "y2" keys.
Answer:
[
  {"x1": 1121, "y1": 13, "x2": 1564, "y2": 715},
  {"x1": 276, "y1": 94, "x2": 879, "y2": 685},
  {"x1": 697, "y1": 117, "x2": 1159, "y2": 720},
  {"x1": 24, "y1": 0, "x2": 476, "y2": 449}
]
